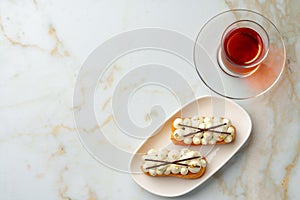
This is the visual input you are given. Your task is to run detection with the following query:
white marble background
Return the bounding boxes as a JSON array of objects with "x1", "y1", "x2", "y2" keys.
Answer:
[{"x1": 0, "y1": 0, "x2": 299, "y2": 199}]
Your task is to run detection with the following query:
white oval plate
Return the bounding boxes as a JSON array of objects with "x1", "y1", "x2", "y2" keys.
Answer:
[{"x1": 129, "y1": 96, "x2": 252, "y2": 197}]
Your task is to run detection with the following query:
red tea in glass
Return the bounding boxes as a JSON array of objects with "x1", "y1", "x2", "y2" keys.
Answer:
[{"x1": 219, "y1": 20, "x2": 269, "y2": 77}]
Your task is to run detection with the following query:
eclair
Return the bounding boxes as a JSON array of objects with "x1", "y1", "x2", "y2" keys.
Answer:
[
  {"x1": 141, "y1": 148, "x2": 207, "y2": 179},
  {"x1": 171, "y1": 116, "x2": 236, "y2": 146}
]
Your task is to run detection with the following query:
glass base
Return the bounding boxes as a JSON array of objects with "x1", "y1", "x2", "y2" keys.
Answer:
[{"x1": 217, "y1": 48, "x2": 260, "y2": 78}]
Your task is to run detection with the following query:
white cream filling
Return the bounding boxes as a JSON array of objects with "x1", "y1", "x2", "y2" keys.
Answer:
[
  {"x1": 157, "y1": 149, "x2": 168, "y2": 160},
  {"x1": 204, "y1": 117, "x2": 212, "y2": 123},
  {"x1": 224, "y1": 135, "x2": 233, "y2": 143},
  {"x1": 149, "y1": 169, "x2": 157, "y2": 176},
  {"x1": 191, "y1": 116, "x2": 200, "y2": 127},
  {"x1": 182, "y1": 118, "x2": 191, "y2": 126},
  {"x1": 156, "y1": 166, "x2": 165, "y2": 175},
  {"x1": 201, "y1": 138, "x2": 208, "y2": 145},
  {"x1": 183, "y1": 137, "x2": 193, "y2": 145},
  {"x1": 142, "y1": 149, "x2": 205, "y2": 176},
  {"x1": 173, "y1": 129, "x2": 184, "y2": 141},
  {"x1": 168, "y1": 150, "x2": 180, "y2": 161},
  {"x1": 180, "y1": 167, "x2": 189, "y2": 175},
  {"x1": 227, "y1": 126, "x2": 235, "y2": 134},
  {"x1": 200, "y1": 159, "x2": 207, "y2": 167},
  {"x1": 173, "y1": 116, "x2": 234, "y2": 145},
  {"x1": 170, "y1": 164, "x2": 180, "y2": 174},
  {"x1": 188, "y1": 160, "x2": 201, "y2": 173},
  {"x1": 193, "y1": 136, "x2": 201, "y2": 145},
  {"x1": 164, "y1": 166, "x2": 171, "y2": 175},
  {"x1": 198, "y1": 123, "x2": 206, "y2": 129},
  {"x1": 147, "y1": 148, "x2": 157, "y2": 156},
  {"x1": 173, "y1": 118, "x2": 183, "y2": 129}
]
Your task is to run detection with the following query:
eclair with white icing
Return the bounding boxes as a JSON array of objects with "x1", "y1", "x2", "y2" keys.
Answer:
[
  {"x1": 171, "y1": 116, "x2": 236, "y2": 146},
  {"x1": 141, "y1": 148, "x2": 206, "y2": 179}
]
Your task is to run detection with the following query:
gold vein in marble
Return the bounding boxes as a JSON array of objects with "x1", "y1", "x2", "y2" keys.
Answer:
[
  {"x1": 87, "y1": 188, "x2": 98, "y2": 200},
  {"x1": 99, "y1": 65, "x2": 120, "y2": 90},
  {"x1": 0, "y1": 17, "x2": 43, "y2": 50},
  {"x1": 51, "y1": 125, "x2": 76, "y2": 137},
  {"x1": 81, "y1": 125, "x2": 100, "y2": 134},
  {"x1": 58, "y1": 166, "x2": 71, "y2": 200},
  {"x1": 102, "y1": 97, "x2": 112, "y2": 110},
  {"x1": 0, "y1": 17, "x2": 71, "y2": 58},
  {"x1": 51, "y1": 144, "x2": 66, "y2": 158},
  {"x1": 281, "y1": 140, "x2": 300, "y2": 200},
  {"x1": 48, "y1": 25, "x2": 70, "y2": 57},
  {"x1": 100, "y1": 115, "x2": 113, "y2": 128},
  {"x1": 36, "y1": 173, "x2": 45, "y2": 179}
]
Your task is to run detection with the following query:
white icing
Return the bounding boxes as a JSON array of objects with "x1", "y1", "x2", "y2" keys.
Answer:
[
  {"x1": 149, "y1": 169, "x2": 157, "y2": 176},
  {"x1": 213, "y1": 117, "x2": 222, "y2": 124},
  {"x1": 168, "y1": 150, "x2": 180, "y2": 161},
  {"x1": 199, "y1": 117, "x2": 204, "y2": 123},
  {"x1": 188, "y1": 160, "x2": 201, "y2": 173},
  {"x1": 191, "y1": 116, "x2": 200, "y2": 127},
  {"x1": 142, "y1": 154, "x2": 156, "y2": 162},
  {"x1": 186, "y1": 151, "x2": 201, "y2": 158},
  {"x1": 198, "y1": 123, "x2": 205, "y2": 130},
  {"x1": 182, "y1": 118, "x2": 191, "y2": 126},
  {"x1": 208, "y1": 139, "x2": 217, "y2": 144},
  {"x1": 157, "y1": 149, "x2": 168, "y2": 160},
  {"x1": 203, "y1": 132, "x2": 213, "y2": 140},
  {"x1": 180, "y1": 167, "x2": 188, "y2": 175},
  {"x1": 217, "y1": 134, "x2": 225, "y2": 141},
  {"x1": 183, "y1": 137, "x2": 192, "y2": 145},
  {"x1": 164, "y1": 166, "x2": 171, "y2": 175},
  {"x1": 200, "y1": 159, "x2": 207, "y2": 167},
  {"x1": 223, "y1": 118, "x2": 231, "y2": 126},
  {"x1": 170, "y1": 164, "x2": 180, "y2": 174},
  {"x1": 184, "y1": 127, "x2": 193, "y2": 135},
  {"x1": 147, "y1": 148, "x2": 157, "y2": 156},
  {"x1": 192, "y1": 120, "x2": 200, "y2": 128},
  {"x1": 195, "y1": 132, "x2": 203, "y2": 138},
  {"x1": 216, "y1": 126, "x2": 227, "y2": 132},
  {"x1": 156, "y1": 167, "x2": 165, "y2": 175},
  {"x1": 142, "y1": 163, "x2": 151, "y2": 172},
  {"x1": 204, "y1": 117, "x2": 212, "y2": 123},
  {"x1": 173, "y1": 129, "x2": 184, "y2": 141},
  {"x1": 213, "y1": 132, "x2": 220, "y2": 141},
  {"x1": 173, "y1": 118, "x2": 183, "y2": 129},
  {"x1": 193, "y1": 136, "x2": 201, "y2": 145},
  {"x1": 201, "y1": 138, "x2": 208, "y2": 145},
  {"x1": 224, "y1": 135, "x2": 233, "y2": 143},
  {"x1": 193, "y1": 151, "x2": 201, "y2": 157},
  {"x1": 172, "y1": 117, "x2": 234, "y2": 145},
  {"x1": 142, "y1": 148, "x2": 205, "y2": 176},
  {"x1": 156, "y1": 169, "x2": 163, "y2": 175},
  {"x1": 206, "y1": 122, "x2": 212, "y2": 128},
  {"x1": 191, "y1": 116, "x2": 199, "y2": 121},
  {"x1": 227, "y1": 126, "x2": 235, "y2": 134}
]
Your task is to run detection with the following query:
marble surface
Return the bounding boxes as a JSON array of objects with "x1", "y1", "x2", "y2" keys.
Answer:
[{"x1": 0, "y1": 0, "x2": 299, "y2": 199}]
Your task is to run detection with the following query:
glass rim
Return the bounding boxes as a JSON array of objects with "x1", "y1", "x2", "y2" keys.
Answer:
[{"x1": 220, "y1": 19, "x2": 270, "y2": 69}]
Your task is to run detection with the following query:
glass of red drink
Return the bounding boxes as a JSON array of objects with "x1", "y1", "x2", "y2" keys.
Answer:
[
  {"x1": 218, "y1": 20, "x2": 270, "y2": 77},
  {"x1": 193, "y1": 9, "x2": 286, "y2": 99}
]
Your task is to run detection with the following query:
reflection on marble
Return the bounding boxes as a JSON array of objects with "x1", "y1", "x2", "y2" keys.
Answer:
[{"x1": 0, "y1": 0, "x2": 299, "y2": 199}]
